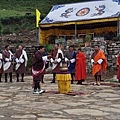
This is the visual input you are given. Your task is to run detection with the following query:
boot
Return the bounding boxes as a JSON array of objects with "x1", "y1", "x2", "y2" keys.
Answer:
[
  {"x1": 51, "y1": 79, "x2": 55, "y2": 83},
  {"x1": 21, "y1": 73, "x2": 24, "y2": 82},
  {"x1": 5, "y1": 73, "x2": 7, "y2": 83},
  {"x1": 51, "y1": 73, "x2": 56, "y2": 83},
  {"x1": 96, "y1": 75, "x2": 100, "y2": 86},
  {"x1": 0, "y1": 74, "x2": 2, "y2": 82},
  {"x1": 16, "y1": 74, "x2": 19, "y2": 82},
  {"x1": 93, "y1": 75, "x2": 97, "y2": 85},
  {"x1": 71, "y1": 80, "x2": 73, "y2": 84},
  {"x1": 37, "y1": 81, "x2": 40, "y2": 90},
  {"x1": 77, "y1": 80, "x2": 82, "y2": 85},
  {"x1": 9, "y1": 73, "x2": 12, "y2": 83},
  {"x1": 33, "y1": 82, "x2": 38, "y2": 94}
]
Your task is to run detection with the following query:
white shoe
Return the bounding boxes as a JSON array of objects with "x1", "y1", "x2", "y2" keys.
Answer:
[
  {"x1": 33, "y1": 91, "x2": 39, "y2": 94},
  {"x1": 39, "y1": 89, "x2": 45, "y2": 94}
]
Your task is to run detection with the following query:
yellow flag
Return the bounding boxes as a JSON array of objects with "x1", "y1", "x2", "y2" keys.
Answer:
[{"x1": 36, "y1": 9, "x2": 41, "y2": 27}]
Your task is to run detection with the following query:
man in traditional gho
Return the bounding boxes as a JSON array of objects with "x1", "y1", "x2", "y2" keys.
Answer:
[
  {"x1": 50, "y1": 43, "x2": 64, "y2": 83},
  {"x1": 91, "y1": 45, "x2": 107, "y2": 86},
  {"x1": 2, "y1": 45, "x2": 14, "y2": 83},
  {"x1": 0, "y1": 53, "x2": 3, "y2": 82},
  {"x1": 116, "y1": 52, "x2": 120, "y2": 83},
  {"x1": 15, "y1": 45, "x2": 28, "y2": 82},
  {"x1": 32, "y1": 46, "x2": 50, "y2": 94},
  {"x1": 75, "y1": 48, "x2": 86, "y2": 85},
  {"x1": 64, "y1": 45, "x2": 76, "y2": 84}
]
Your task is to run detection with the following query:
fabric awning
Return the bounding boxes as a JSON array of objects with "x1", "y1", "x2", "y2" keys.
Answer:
[{"x1": 40, "y1": 0, "x2": 120, "y2": 27}]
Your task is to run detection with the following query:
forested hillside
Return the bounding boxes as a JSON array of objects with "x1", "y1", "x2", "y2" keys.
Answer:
[
  {"x1": 0, "y1": 0, "x2": 92, "y2": 47},
  {"x1": 0, "y1": 0, "x2": 92, "y2": 34},
  {"x1": 0, "y1": 0, "x2": 91, "y2": 18}
]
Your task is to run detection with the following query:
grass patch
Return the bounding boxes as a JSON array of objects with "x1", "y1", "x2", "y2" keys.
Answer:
[{"x1": 0, "y1": 10, "x2": 28, "y2": 18}]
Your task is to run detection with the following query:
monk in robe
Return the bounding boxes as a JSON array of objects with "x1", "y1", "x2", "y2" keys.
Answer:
[
  {"x1": 32, "y1": 45, "x2": 50, "y2": 94},
  {"x1": 2, "y1": 45, "x2": 14, "y2": 83},
  {"x1": 65, "y1": 45, "x2": 76, "y2": 84},
  {"x1": 0, "y1": 53, "x2": 3, "y2": 82},
  {"x1": 117, "y1": 53, "x2": 120, "y2": 82},
  {"x1": 50, "y1": 43, "x2": 64, "y2": 83},
  {"x1": 75, "y1": 48, "x2": 86, "y2": 85},
  {"x1": 91, "y1": 45, "x2": 107, "y2": 86},
  {"x1": 15, "y1": 45, "x2": 28, "y2": 82}
]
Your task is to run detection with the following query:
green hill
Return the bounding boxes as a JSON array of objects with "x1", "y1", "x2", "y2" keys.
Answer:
[
  {"x1": 0, "y1": 0, "x2": 91, "y2": 35},
  {"x1": 0, "y1": 0, "x2": 91, "y2": 18}
]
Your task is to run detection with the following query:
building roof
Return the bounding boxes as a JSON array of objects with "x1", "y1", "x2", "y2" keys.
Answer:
[{"x1": 40, "y1": 0, "x2": 120, "y2": 27}]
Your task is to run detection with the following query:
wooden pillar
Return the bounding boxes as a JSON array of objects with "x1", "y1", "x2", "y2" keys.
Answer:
[
  {"x1": 75, "y1": 22, "x2": 77, "y2": 39},
  {"x1": 118, "y1": 17, "x2": 120, "y2": 34}
]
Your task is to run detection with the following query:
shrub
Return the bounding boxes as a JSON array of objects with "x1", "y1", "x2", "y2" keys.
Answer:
[
  {"x1": 0, "y1": 23, "x2": 3, "y2": 36},
  {"x1": 27, "y1": 55, "x2": 33, "y2": 68},
  {"x1": 2, "y1": 26, "x2": 12, "y2": 34},
  {"x1": 44, "y1": 44, "x2": 54, "y2": 54}
]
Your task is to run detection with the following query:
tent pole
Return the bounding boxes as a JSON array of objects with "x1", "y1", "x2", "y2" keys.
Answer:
[
  {"x1": 75, "y1": 22, "x2": 77, "y2": 40},
  {"x1": 36, "y1": 27, "x2": 40, "y2": 45},
  {"x1": 38, "y1": 27, "x2": 40, "y2": 44},
  {"x1": 118, "y1": 17, "x2": 120, "y2": 35}
]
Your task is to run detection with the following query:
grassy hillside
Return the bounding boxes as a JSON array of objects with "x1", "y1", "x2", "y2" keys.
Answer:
[
  {"x1": 0, "y1": 0, "x2": 91, "y2": 18},
  {"x1": 0, "y1": 0, "x2": 91, "y2": 35}
]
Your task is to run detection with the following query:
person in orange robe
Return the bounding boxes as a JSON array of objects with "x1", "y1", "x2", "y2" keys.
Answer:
[
  {"x1": 75, "y1": 48, "x2": 86, "y2": 85},
  {"x1": 117, "y1": 53, "x2": 120, "y2": 82},
  {"x1": 91, "y1": 45, "x2": 107, "y2": 85}
]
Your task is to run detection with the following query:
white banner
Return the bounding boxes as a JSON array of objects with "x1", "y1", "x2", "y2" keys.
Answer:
[{"x1": 41, "y1": 0, "x2": 120, "y2": 24}]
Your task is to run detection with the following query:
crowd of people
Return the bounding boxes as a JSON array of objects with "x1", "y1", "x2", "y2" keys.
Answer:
[
  {"x1": 1, "y1": 43, "x2": 120, "y2": 94},
  {"x1": 31, "y1": 43, "x2": 117, "y2": 94},
  {"x1": 0, "y1": 45, "x2": 28, "y2": 83}
]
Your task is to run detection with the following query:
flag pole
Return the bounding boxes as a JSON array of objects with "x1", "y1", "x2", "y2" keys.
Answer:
[
  {"x1": 38, "y1": 26, "x2": 40, "y2": 44},
  {"x1": 75, "y1": 21, "x2": 77, "y2": 40},
  {"x1": 36, "y1": 27, "x2": 39, "y2": 45}
]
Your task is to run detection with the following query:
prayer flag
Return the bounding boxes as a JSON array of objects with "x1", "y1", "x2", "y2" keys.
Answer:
[{"x1": 36, "y1": 9, "x2": 41, "y2": 27}]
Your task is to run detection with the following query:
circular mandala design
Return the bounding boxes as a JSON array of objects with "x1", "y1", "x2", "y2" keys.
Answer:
[{"x1": 76, "y1": 8, "x2": 90, "y2": 16}]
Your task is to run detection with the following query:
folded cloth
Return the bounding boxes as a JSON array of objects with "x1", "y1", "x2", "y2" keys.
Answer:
[
  {"x1": 19, "y1": 59, "x2": 24, "y2": 63},
  {"x1": 97, "y1": 59, "x2": 103, "y2": 64}
]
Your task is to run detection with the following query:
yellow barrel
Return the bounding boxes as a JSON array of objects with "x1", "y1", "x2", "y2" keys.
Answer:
[{"x1": 56, "y1": 74, "x2": 71, "y2": 94}]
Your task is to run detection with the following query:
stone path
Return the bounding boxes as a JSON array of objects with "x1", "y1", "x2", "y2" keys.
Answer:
[{"x1": 0, "y1": 74, "x2": 120, "y2": 120}]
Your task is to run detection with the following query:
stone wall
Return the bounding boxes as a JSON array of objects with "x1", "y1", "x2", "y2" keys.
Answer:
[
  {"x1": 81, "y1": 40, "x2": 120, "y2": 73},
  {"x1": 81, "y1": 47, "x2": 93, "y2": 73},
  {"x1": 0, "y1": 40, "x2": 120, "y2": 74},
  {"x1": 107, "y1": 41, "x2": 120, "y2": 71}
]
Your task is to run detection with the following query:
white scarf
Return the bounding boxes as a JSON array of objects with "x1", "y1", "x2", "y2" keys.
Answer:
[
  {"x1": 52, "y1": 49, "x2": 64, "y2": 70},
  {"x1": 3, "y1": 50, "x2": 13, "y2": 71},
  {"x1": 15, "y1": 50, "x2": 28, "y2": 70}
]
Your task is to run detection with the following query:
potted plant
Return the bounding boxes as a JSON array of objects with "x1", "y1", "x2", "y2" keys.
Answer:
[
  {"x1": 57, "y1": 37, "x2": 65, "y2": 49},
  {"x1": 45, "y1": 44, "x2": 54, "y2": 54},
  {"x1": 112, "y1": 37, "x2": 118, "y2": 41},
  {"x1": 84, "y1": 34, "x2": 91, "y2": 47},
  {"x1": 117, "y1": 34, "x2": 120, "y2": 41},
  {"x1": 112, "y1": 34, "x2": 120, "y2": 42}
]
